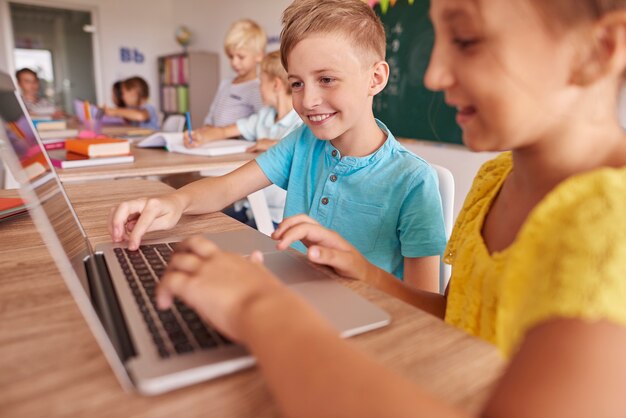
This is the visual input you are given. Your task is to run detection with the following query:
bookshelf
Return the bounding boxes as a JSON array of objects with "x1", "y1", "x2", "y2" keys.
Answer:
[{"x1": 157, "y1": 51, "x2": 219, "y2": 129}]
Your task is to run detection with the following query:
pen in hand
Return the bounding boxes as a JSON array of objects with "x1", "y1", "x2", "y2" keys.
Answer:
[{"x1": 185, "y1": 111, "x2": 193, "y2": 145}]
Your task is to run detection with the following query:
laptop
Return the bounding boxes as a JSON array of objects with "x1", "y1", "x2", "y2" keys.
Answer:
[{"x1": 0, "y1": 71, "x2": 390, "y2": 395}]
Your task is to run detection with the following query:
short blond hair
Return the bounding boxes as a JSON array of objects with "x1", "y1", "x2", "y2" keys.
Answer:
[
  {"x1": 260, "y1": 50, "x2": 291, "y2": 94},
  {"x1": 224, "y1": 19, "x2": 267, "y2": 55},
  {"x1": 280, "y1": 0, "x2": 386, "y2": 70}
]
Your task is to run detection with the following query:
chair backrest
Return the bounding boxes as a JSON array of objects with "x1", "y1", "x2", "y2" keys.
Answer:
[
  {"x1": 162, "y1": 115, "x2": 186, "y2": 132},
  {"x1": 431, "y1": 163, "x2": 455, "y2": 293}
]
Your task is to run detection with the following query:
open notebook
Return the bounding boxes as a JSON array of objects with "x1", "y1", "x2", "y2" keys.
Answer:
[{"x1": 137, "y1": 132, "x2": 249, "y2": 157}]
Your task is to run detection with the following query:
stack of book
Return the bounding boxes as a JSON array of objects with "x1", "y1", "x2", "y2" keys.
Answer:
[
  {"x1": 0, "y1": 197, "x2": 27, "y2": 222},
  {"x1": 47, "y1": 137, "x2": 134, "y2": 169},
  {"x1": 33, "y1": 118, "x2": 79, "y2": 140}
]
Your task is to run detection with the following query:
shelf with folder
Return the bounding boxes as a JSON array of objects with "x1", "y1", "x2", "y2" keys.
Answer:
[{"x1": 157, "y1": 51, "x2": 219, "y2": 129}]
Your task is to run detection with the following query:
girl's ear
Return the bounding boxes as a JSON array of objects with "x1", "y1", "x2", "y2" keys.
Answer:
[
  {"x1": 571, "y1": 11, "x2": 626, "y2": 86},
  {"x1": 369, "y1": 60, "x2": 389, "y2": 96}
]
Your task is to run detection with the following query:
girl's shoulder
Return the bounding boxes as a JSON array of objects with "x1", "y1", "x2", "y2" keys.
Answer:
[{"x1": 444, "y1": 152, "x2": 512, "y2": 263}]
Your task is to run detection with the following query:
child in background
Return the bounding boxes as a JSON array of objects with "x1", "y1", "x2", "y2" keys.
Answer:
[
  {"x1": 203, "y1": 19, "x2": 265, "y2": 128},
  {"x1": 15, "y1": 68, "x2": 65, "y2": 118},
  {"x1": 108, "y1": 0, "x2": 445, "y2": 291},
  {"x1": 157, "y1": 0, "x2": 626, "y2": 416},
  {"x1": 185, "y1": 50, "x2": 302, "y2": 226},
  {"x1": 111, "y1": 80, "x2": 126, "y2": 108},
  {"x1": 104, "y1": 76, "x2": 159, "y2": 130}
]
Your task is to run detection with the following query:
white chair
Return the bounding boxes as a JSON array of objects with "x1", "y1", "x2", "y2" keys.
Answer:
[
  {"x1": 161, "y1": 114, "x2": 186, "y2": 132},
  {"x1": 431, "y1": 163, "x2": 455, "y2": 294}
]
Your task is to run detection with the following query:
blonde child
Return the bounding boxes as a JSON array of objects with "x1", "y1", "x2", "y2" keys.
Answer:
[
  {"x1": 104, "y1": 76, "x2": 159, "y2": 130},
  {"x1": 156, "y1": 0, "x2": 626, "y2": 416},
  {"x1": 184, "y1": 50, "x2": 301, "y2": 152},
  {"x1": 185, "y1": 50, "x2": 302, "y2": 226},
  {"x1": 108, "y1": 1, "x2": 446, "y2": 291},
  {"x1": 203, "y1": 19, "x2": 265, "y2": 127}
]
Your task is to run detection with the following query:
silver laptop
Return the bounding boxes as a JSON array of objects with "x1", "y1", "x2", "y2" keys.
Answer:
[{"x1": 0, "y1": 72, "x2": 390, "y2": 395}]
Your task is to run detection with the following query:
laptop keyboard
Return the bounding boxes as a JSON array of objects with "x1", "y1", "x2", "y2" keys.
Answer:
[{"x1": 113, "y1": 243, "x2": 233, "y2": 359}]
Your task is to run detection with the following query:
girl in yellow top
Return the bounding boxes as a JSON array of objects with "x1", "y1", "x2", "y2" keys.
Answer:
[{"x1": 154, "y1": 0, "x2": 626, "y2": 415}]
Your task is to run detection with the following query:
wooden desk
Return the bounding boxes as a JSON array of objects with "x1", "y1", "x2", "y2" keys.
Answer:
[
  {"x1": 56, "y1": 143, "x2": 254, "y2": 183},
  {"x1": 0, "y1": 179, "x2": 505, "y2": 417}
]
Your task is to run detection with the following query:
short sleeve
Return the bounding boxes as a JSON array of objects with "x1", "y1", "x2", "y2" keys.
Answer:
[
  {"x1": 254, "y1": 126, "x2": 301, "y2": 189},
  {"x1": 500, "y1": 168, "x2": 626, "y2": 355},
  {"x1": 444, "y1": 152, "x2": 512, "y2": 265},
  {"x1": 139, "y1": 104, "x2": 160, "y2": 130},
  {"x1": 398, "y1": 164, "x2": 447, "y2": 257},
  {"x1": 236, "y1": 112, "x2": 260, "y2": 141}
]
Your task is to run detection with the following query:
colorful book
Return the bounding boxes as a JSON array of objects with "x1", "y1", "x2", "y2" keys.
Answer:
[
  {"x1": 37, "y1": 129, "x2": 80, "y2": 140},
  {"x1": 47, "y1": 149, "x2": 134, "y2": 169},
  {"x1": 0, "y1": 197, "x2": 27, "y2": 221},
  {"x1": 32, "y1": 119, "x2": 67, "y2": 131},
  {"x1": 65, "y1": 137, "x2": 130, "y2": 157}
]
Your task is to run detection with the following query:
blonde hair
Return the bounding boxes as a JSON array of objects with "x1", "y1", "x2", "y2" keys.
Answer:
[
  {"x1": 224, "y1": 19, "x2": 267, "y2": 55},
  {"x1": 280, "y1": 0, "x2": 386, "y2": 71},
  {"x1": 260, "y1": 50, "x2": 290, "y2": 94}
]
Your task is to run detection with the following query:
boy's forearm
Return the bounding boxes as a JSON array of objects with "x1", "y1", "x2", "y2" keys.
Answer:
[
  {"x1": 173, "y1": 160, "x2": 272, "y2": 215},
  {"x1": 221, "y1": 124, "x2": 240, "y2": 139},
  {"x1": 366, "y1": 265, "x2": 447, "y2": 318}
]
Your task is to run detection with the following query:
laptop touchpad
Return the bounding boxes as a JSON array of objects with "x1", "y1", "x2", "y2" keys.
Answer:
[{"x1": 261, "y1": 252, "x2": 329, "y2": 285}]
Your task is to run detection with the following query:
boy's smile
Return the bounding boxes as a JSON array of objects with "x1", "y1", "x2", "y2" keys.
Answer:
[{"x1": 287, "y1": 34, "x2": 387, "y2": 155}]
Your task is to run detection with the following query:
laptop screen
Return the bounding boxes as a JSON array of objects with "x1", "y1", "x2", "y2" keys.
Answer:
[{"x1": 0, "y1": 75, "x2": 91, "y2": 290}]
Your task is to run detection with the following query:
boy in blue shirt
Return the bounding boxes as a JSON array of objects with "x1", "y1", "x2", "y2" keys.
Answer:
[{"x1": 108, "y1": 1, "x2": 445, "y2": 291}]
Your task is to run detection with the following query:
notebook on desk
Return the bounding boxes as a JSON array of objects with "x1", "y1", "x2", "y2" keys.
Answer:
[
  {"x1": 0, "y1": 71, "x2": 390, "y2": 395},
  {"x1": 138, "y1": 132, "x2": 249, "y2": 157}
]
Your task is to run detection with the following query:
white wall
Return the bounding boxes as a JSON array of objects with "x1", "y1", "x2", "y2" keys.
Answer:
[
  {"x1": 403, "y1": 140, "x2": 498, "y2": 219},
  {"x1": 168, "y1": 0, "x2": 292, "y2": 79}
]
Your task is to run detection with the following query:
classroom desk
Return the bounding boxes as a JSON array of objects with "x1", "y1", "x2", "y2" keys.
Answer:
[
  {"x1": 0, "y1": 179, "x2": 505, "y2": 417},
  {"x1": 56, "y1": 143, "x2": 254, "y2": 183}
]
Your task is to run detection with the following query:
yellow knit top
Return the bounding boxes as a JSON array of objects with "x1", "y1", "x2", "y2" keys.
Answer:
[{"x1": 444, "y1": 153, "x2": 626, "y2": 357}]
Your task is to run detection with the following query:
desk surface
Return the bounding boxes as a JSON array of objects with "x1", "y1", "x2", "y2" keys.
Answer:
[
  {"x1": 0, "y1": 179, "x2": 504, "y2": 417},
  {"x1": 56, "y1": 143, "x2": 254, "y2": 183}
]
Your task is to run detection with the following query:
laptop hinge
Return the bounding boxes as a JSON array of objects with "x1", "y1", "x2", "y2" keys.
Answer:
[{"x1": 85, "y1": 254, "x2": 137, "y2": 362}]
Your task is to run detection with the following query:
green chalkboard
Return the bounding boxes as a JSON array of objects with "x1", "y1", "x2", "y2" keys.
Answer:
[{"x1": 372, "y1": 0, "x2": 463, "y2": 145}]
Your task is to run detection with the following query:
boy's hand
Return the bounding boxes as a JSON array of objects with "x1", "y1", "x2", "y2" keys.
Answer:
[
  {"x1": 156, "y1": 235, "x2": 288, "y2": 342},
  {"x1": 108, "y1": 194, "x2": 186, "y2": 250},
  {"x1": 183, "y1": 126, "x2": 222, "y2": 148},
  {"x1": 272, "y1": 214, "x2": 373, "y2": 281},
  {"x1": 246, "y1": 138, "x2": 278, "y2": 153},
  {"x1": 183, "y1": 129, "x2": 202, "y2": 148}
]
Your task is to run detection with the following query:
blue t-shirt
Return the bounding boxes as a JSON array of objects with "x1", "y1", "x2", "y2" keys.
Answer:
[
  {"x1": 255, "y1": 121, "x2": 446, "y2": 279},
  {"x1": 132, "y1": 103, "x2": 159, "y2": 130}
]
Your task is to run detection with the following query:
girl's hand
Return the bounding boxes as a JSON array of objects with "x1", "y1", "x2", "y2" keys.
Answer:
[
  {"x1": 272, "y1": 214, "x2": 374, "y2": 281},
  {"x1": 156, "y1": 235, "x2": 288, "y2": 342}
]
